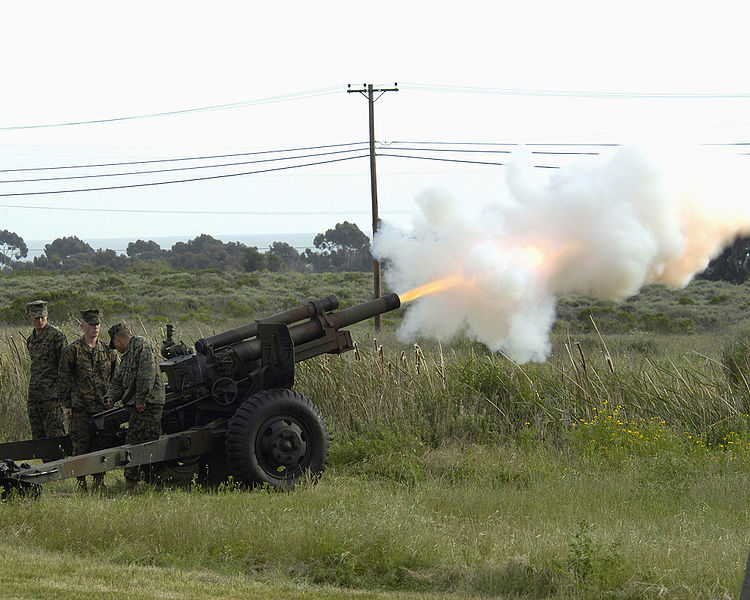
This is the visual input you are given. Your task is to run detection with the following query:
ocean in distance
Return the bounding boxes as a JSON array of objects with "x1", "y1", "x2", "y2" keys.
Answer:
[{"x1": 24, "y1": 232, "x2": 317, "y2": 261}]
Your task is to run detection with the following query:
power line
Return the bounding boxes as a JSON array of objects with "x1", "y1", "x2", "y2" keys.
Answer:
[
  {"x1": 6, "y1": 79, "x2": 749, "y2": 135},
  {"x1": 375, "y1": 144, "x2": 600, "y2": 156},
  {"x1": 530, "y1": 151, "x2": 600, "y2": 155},
  {"x1": 381, "y1": 140, "x2": 517, "y2": 147},
  {"x1": 0, "y1": 203, "x2": 413, "y2": 216},
  {"x1": 375, "y1": 152, "x2": 560, "y2": 169},
  {"x1": 376, "y1": 143, "x2": 750, "y2": 166},
  {"x1": 377, "y1": 145, "x2": 513, "y2": 155},
  {"x1": 0, "y1": 149, "x2": 583, "y2": 202},
  {"x1": 0, "y1": 154, "x2": 370, "y2": 197},
  {"x1": 386, "y1": 140, "x2": 622, "y2": 147},
  {"x1": 7, "y1": 139, "x2": 746, "y2": 176},
  {"x1": 0, "y1": 147, "x2": 369, "y2": 184},
  {"x1": 399, "y1": 82, "x2": 750, "y2": 99},
  {"x1": 7, "y1": 145, "x2": 586, "y2": 184},
  {"x1": 0, "y1": 86, "x2": 344, "y2": 131},
  {"x1": 26, "y1": 245, "x2": 315, "y2": 252},
  {"x1": 0, "y1": 141, "x2": 605, "y2": 178},
  {"x1": 385, "y1": 139, "x2": 750, "y2": 148},
  {"x1": 376, "y1": 152, "x2": 506, "y2": 166},
  {"x1": 0, "y1": 141, "x2": 368, "y2": 173},
  {"x1": 4, "y1": 138, "x2": 749, "y2": 196}
]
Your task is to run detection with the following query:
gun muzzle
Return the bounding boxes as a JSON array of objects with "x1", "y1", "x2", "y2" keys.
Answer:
[{"x1": 230, "y1": 293, "x2": 401, "y2": 364}]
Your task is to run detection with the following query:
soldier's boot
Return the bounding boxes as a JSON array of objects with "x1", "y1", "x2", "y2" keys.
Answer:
[
  {"x1": 75, "y1": 476, "x2": 88, "y2": 495},
  {"x1": 91, "y1": 473, "x2": 106, "y2": 495}
]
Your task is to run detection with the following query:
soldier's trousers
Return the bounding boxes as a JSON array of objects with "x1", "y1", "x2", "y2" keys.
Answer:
[
  {"x1": 69, "y1": 411, "x2": 102, "y2": 456},
  {"x1": 27, "y1": 396, "x2": 66, "y2": 439},
  {"x1": 69, "y1": 410, "x2": 112, "y2": 486},
  {"x1": 124, "y1": 403, "x2": 164, "y2": 484}
]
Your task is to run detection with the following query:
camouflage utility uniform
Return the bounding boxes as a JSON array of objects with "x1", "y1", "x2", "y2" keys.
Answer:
[
  {"x1": 105, "y1": 335, "x2": 165, "y2": 484},
  {"x1": 26, "y1": 323, "x2": 67, "y2": 438},
  {"x1": 58, "y1": 337, "x2": 118, "y2": 457}
]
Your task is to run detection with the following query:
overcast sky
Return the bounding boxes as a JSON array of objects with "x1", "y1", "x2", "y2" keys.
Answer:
[{"x1": 2, "y1": 1, "x2": 749, "y2": 247}]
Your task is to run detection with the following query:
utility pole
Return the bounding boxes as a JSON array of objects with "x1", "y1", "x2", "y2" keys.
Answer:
[{"x1": 347, "y1": 82, "x2": 398, "y2": 332}]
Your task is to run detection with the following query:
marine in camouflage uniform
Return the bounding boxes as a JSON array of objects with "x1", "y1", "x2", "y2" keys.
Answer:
[
  {"x1": 105, "y1": 323, "x2": 165, "y2": 490},
  {"x1": 57, "y1": 309, "x2": 118, "y2": 492},
  {"x1": 25, "y1": 300, "x2": 67, "y2": 439}
]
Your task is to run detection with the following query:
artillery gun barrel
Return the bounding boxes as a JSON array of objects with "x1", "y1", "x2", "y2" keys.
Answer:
[
  {"x1": 232, "y1": 293, "x2": 401, "y2": 364},
  {"x1": 195, "y1": 295, "x2": 339, "y2": 353}
]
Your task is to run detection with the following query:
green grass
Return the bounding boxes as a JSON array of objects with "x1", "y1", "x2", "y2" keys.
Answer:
[
  {"x1": 0, "y1": 441, "x2": 747, "y2": 599},
  {"x1": 0, "y1": 544, "x2": 473, "y2": 600}
]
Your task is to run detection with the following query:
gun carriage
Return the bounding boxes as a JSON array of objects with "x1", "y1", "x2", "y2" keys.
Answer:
[{"x1": 0, "y1": 293, "x2": 401, "y2": 498}]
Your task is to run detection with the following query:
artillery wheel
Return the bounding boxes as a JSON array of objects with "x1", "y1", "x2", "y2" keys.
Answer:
[
  {"x1": 225, "y1": 388, "x2": 329, "y2": 490},
  {"x1": 161, "y1": 452, "x2": 231, "y2": 489},
  {"x1": 198, "y1": 451, "x2": 232, "y2": 487},
  {"x1": 161, "y1": 456, "x2": 201, "y2": 488}
]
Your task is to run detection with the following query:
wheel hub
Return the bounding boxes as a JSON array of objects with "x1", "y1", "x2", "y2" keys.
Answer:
[{"x1": 260, "y1": 418, "x2": 307, "y2": 469}]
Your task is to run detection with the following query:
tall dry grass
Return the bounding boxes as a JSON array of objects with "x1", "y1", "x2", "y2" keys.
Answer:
[
  {"x1": 294, "y1": 334, "x2": 750, "y2": 451},
  {"x1": 0, "y1": 328, "x2": 31, "y2": 441},
  {"x1": 3, "y1": 322, "x2": 748, "y2": 449}
]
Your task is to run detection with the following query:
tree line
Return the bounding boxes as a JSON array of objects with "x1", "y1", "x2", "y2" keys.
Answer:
[
  {"x1": 0, "y1": 222, "x2": 373, "y2": 273},
  {"x1": 3, "y1": 225, "x2": 750, "y2": 282}
]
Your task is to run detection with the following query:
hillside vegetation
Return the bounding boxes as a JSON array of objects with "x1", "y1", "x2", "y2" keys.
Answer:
[
  {"x1": 0, "y1": 267, "x2": 375, "y2": 328},
  {"x1": 3, "y1": 266, "x2": 750, "y2": 334}
]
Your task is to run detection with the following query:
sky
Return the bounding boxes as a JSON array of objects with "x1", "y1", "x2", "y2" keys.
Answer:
[{"x1": 2, "y1": 1, "x2": 750, "y2": 249}]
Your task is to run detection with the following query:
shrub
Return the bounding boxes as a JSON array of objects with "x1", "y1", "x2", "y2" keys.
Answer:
[
  {"x1": 638, "y1": 312, "x2": 673, "y2": 333},
  {"x1": 721, "y1": 338, "x2": 750, "y2": 387}
]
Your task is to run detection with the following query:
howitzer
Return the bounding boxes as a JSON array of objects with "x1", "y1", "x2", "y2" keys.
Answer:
[{"x1": 0, "y1": 293, "x2": 401, "y2": 498}]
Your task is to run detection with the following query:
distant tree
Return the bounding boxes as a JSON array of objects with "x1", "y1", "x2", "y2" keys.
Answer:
[
  {"x1": 168, "y1": 234, "x2": 245, "y2": 270},
  {"x1": 44, "y1": 236, "x2": 94, "y2": 260},
  {"x1": 31, "y1": 254, "x2": 56, "y2": 270},
  {"x1": 265, "y1": 253, "x2": 284, "y2": 272},
  {"x1": 91, "y1": 249, "x2": 129, "y2": 271},
  {"x1": 242, "y1": 246, "x2": 266, "y2": 272},
  {"x1": 0, "y1": 230, "x2": 28, "y2": 270},
  {"x1": 698, "y1": 235, "x2": 750, "y2": 284},
  {"x1": 268, "y1": 241, "x2": 305, "y2": 272},
  {"x1": 305, "y1": 221, "x2": 372, "y2": 272},
  {"x1": 222, "y1": 240, "x2": 248, "y2": 260},
  {"x1": 171, "y1": 234, "x2": 224, "y2": 255},
  {"x1": 33, "y1": 236, "x2": 95, "y2": 270},
  {"x1": 127, "y1": 239, "x2": 166, "y2": 261},
  {"x1": 313, "y1": 221, "x2": 370, "y2": 253}
]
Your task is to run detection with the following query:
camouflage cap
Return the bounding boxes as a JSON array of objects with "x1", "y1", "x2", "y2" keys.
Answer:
[
  {"x1": 107, "y1": 323, "x2": 129, "y2": 348},
  {"x1": 81, "y1": 308, "x2": 102, "y2": 325},
  {"x1": 27, "y1": 300, "x2": 48, "y2": 318}
]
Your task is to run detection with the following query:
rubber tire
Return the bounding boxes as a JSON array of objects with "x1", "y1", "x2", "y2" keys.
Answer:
[
  {"x1": 225, "y1": 388, "x2": 329, "y2": 490},
  {"x1": 161, "y1": 456, "x2": 201, "y2": 488},
  {"x1": 198, "y1": 451, "x2": 232, "y2": 487}
]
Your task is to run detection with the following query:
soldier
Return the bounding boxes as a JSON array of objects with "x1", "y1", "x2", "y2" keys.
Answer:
[
  {"x1": 105, "y1": 323, "x2": 165, "y2": 493},
  {"x1": 58, "y1": 309, "x2": 118, "y2": 493},
  {"x1": 25, "y1": 300, "x2": 67, "y2": 440}
]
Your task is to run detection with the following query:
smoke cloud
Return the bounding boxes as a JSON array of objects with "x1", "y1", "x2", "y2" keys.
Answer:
[{"x1": 372, "y1": 145, "x2": 750, "y2": 363}]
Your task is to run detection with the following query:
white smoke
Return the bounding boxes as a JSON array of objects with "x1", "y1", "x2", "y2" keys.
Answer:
[{"x1": 372, "y1": 145, "x2": 750, "y2": 363}]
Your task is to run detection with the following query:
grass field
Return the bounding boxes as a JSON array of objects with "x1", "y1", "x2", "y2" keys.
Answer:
[
  {"x1": 1, "y1": 270, "x2": 750, "y2": 598},
  {"x1": 1, "y1": 441, "x2": 747, "y2": 599}
]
